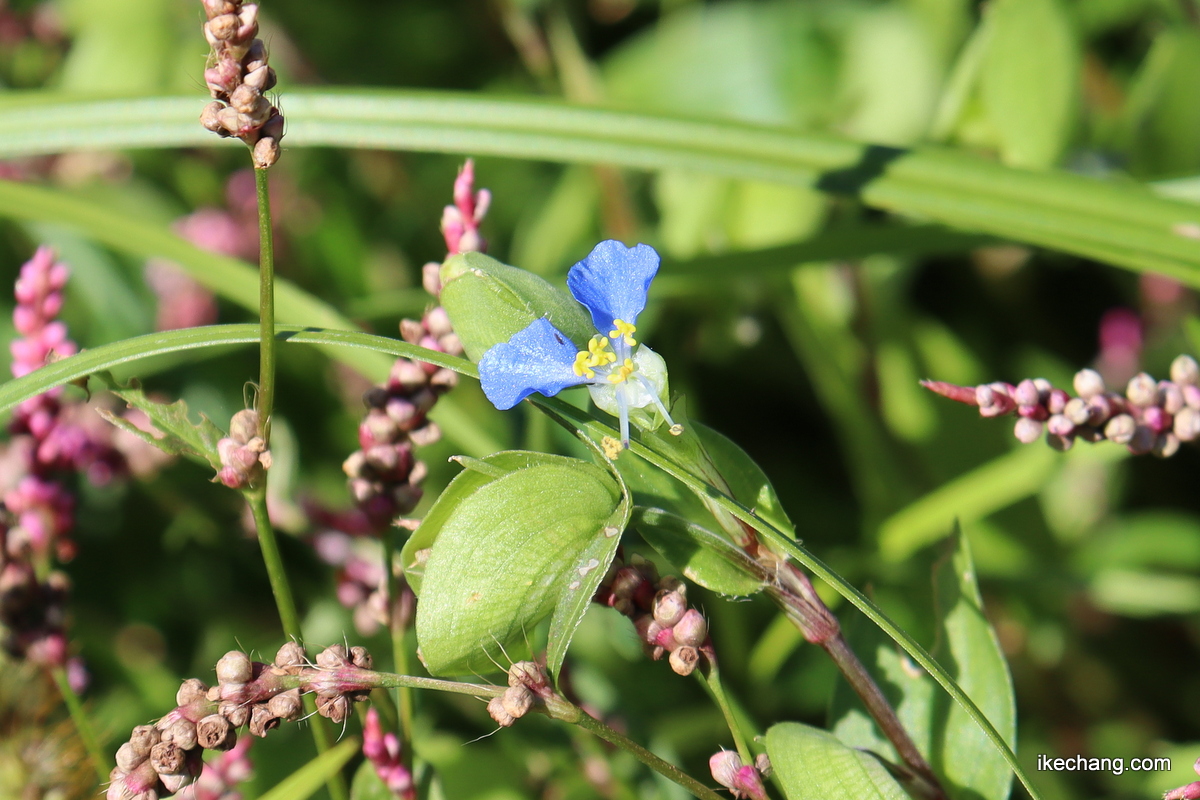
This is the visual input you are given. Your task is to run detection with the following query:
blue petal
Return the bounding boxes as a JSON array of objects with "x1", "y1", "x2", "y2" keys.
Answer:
[
  {"x1": 567, "y1": 240, "x2": 660, "y2": 335},
  {"x1": 478, "y1": 318, "x2": 587, "y2": 410}
]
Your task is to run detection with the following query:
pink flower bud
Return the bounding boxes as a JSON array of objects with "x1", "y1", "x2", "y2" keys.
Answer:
[{"x1": 673, "y1": 609, "x2": 708, "y2": 647}]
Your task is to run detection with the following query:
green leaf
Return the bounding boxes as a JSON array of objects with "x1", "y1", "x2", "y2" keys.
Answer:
[
  {"x1": 931, "y1": 529, "x2": 1016, "y2": 800},
  {"x1": 93, "y1": 372, "x2": 225, "y2": 468},
  {"x1": 413, "y1": 452, "x2": 624, "y2": 676},
  {"x1": 693, "y1": 423, "x2": 795, "y2": 538},
  {"x1": 829, "y1": 529, "x2": 1016, "y2": 800},
  {"x1": 765, "y1": 722, "x2": 908, "y2": 800},
  {"x1": 438, "y1": 251, "x2": 595, "y2": 361},
  {"x1": 631, "y1": 506, "x2": 764, "y2": 596},
  {"x1": 257, "y1": 737, "x2": 359, "y2": 800},
  {"x1": 979, "y1": 0, "x2": 1079, "y2": 167}
]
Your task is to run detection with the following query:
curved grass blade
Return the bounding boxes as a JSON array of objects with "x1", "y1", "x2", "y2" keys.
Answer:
[
  {"x1": 0, "y1": 324, "x2": 474, "y2": 416},
  {"x1": 0, "y1": 92, "x2": 1197, "y2": 283}
]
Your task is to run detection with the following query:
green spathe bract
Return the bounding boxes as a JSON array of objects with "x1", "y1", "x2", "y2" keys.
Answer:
[
  {"x1": 439, "y1": 251, "x2": 595, "y2": 361},
  {"x1": 412, "y1": 451, "x2": 626, "y2": 676}
]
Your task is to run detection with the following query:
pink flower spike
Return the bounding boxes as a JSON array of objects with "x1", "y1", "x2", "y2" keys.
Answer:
[{"x1": 919, "y1": 380, "x2": 979, "y2": 406}]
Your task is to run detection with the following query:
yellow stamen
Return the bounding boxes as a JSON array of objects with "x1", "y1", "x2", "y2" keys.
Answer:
[
  {"x1": 572, "y1": 350, "x2": 595, "y2": 379},
  {"x1": 609, "y1": 319, "x2": 637, "y2": 347},
  {"x1": 588, "y1": 336, "x2": 616, "y2": 366},
  {"x1": 608, "y1": 358, "x2": 635, "y2": 384}
]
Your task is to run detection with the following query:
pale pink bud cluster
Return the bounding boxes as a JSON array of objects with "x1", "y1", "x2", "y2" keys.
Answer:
[
  {"x1": 708, "y1": 751, "x2": 769, "y2": 800},
  {"x1": 198, "y1": 0, "x2": 283, "y2": 168},
  {"x1": 363, "y1": 708, "x2": 414, "y2": 799},
  {"x1": 109, "y1": 642, "x2": 375, "y2": 799},
  {"x1": 440, "y1": 159, "x2": 491, "y2": 257},
  {"x1": 216, "y1": 409, "x2": 270, "y2": 489},
  {"x1": 594, "y1": 556, "x2": 709, "y2": 677},
  {"x1": 487, "y1": 660, "x2": 553, "y2": 728},
  {"x1": 923, "y1": 354, "x2": 1200, "y2": 458},
  {"x1": 191, "y1": 736, "x2": 253, "y2": 800}
]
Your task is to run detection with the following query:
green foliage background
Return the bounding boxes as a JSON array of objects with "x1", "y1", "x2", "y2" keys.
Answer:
[{"x1": 3, "y1": 0, "x2": 1200, "y2": 798}]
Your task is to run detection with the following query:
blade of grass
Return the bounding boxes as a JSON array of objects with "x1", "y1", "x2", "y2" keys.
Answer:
[
  {"x1": 0, "y1": 92, "x2": 1196, "y2": 283},
  {"x1": 0, "y1": 179, "x2": 501, "y2": 456}
]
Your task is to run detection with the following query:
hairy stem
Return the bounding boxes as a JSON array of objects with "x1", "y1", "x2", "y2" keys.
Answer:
[
  {"x1": 254, "y1": 166, "x2": 275, "y2": 443},
  {"x1": 823, "y1": 634, "x2": 945, "y2": 800},
  {"x1": 246, "y1": 488, "x2": 349, "y2": 800},
  {"x1": 382, "y1": 535, "x2": 415, "y2": 754},
  {"x1": 249, "y1": 164, "x2": 348, "y2": 800},
  {"x1": 51, "y1": 666, "x2": 107, "y2": 784},
  {"x1": 700, "y1": 657, "x2": 752, "y2": 763}
]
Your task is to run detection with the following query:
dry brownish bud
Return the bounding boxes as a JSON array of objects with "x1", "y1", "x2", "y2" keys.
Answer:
[
  {"x1": 316, "y1": 694, "x2": 350, "y2": 724},
  {"x1": 219, "y1": 700, "x2": 251, "y2": 728},
  {"x1": 487, "y1": 696, "x2": 515, "y2": 727},
  {"x1": 196, "y1": 714, "x2": 235, "y2": 750},
  {"x1": 216, "y1": 650, "x2": 253, "y2": 684},
  {"x1": 149, "y1": 741, "x2": 187, "y2": 775},
  {"x1": 175, "y1": 678, "x2": 208, "y2": 706},
  {"x1": 500, "y1": 685, "x2": 534, "y2": 719},
  {"x1": 249, "y1": 703, "x2": 280, "y2": 738},
  {"x1": 669, "y1": 646, "x2": 700, "y2": 676},
  {"x1": 274, "y1": 641, "x2": 306, "y2": 669},
  {"x1": 268, "y1": 688, "x2": 303, "y2": 721}
]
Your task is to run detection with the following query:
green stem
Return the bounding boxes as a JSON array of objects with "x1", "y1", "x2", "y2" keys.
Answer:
[
  {"x1": 382, "y1": 535, "x2": 415, "y2": 747},
  {"x1": 247, "y1": 487, "x2": 348, "y2": 800},
  {"x1": 557, "y1": 700, "x2": 724, "y2": 800},
  {"x1": 254, "y1": 166, "x2": 275, "y2": 443},
  {"x1": 700, "y1": 659, "x2": 751, "y2": 764},
  {"x1": 51, "y1": 666, "x2": 107, "y2": 785}
]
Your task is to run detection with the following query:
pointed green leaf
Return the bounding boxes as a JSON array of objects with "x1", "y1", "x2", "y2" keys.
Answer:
[
  {"x1": 632, "y1": 506, "x2": 764, "y2": 596},
  {"x1": 94, "y1": 372, "x2": 224, "y2": 468},
  {"x1": 932, "y1": 530, "x2": 1016, "y2": 800},
  {"x1": 414, "y1": 452, "x2": 623, "y2": 676},
  {"x1": 766, "y1": 722, "x2": 908, "y2": 800},
  {"x1": 829, "y1": 527, "x2": 1015, "y2": 800}
]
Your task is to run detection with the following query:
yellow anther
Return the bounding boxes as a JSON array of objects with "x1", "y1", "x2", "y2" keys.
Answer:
[
  {"x1": 588, "y1": 336, "x2": 616, "y2": 366},
  {"x1": 608, "y1": 358, "x2": 636, "y2": 384},
  {"x1": 609, "y1": 319, "x2": 637, "y2": 347},
  {"x1": 572, "y1": 350, "x2": 596, "y2": 379}
]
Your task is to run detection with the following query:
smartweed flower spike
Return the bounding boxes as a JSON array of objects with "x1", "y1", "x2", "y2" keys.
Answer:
[
  {"x1": 923, "y1": 354, "x2": 1200, "y2": 458},
  {"x1": 478, "y1": 240, "x2": 682, "y2": 450},
  {"x1": 199, "y1": 0, "x2": 284, "y2": 168}
]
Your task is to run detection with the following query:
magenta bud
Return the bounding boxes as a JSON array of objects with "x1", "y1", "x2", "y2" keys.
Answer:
[
  {"x1": 1046, "y1": 433, "x2": 1074, "y2": 452},
  {"x1": 634, "y1": 615, "x2": 663, "y2": 644},
  {"x1": 1046, "y1": 414, "x2": 1074, "y2": 437},
  {"x1": 1013, "y1": 379, "x2": 1040, "y2": 407},
  {"x1": 710, "y1": 751, "x2": 742, "y2": 790},
  {"x1": 1128, "y1": 425, "x2": 1156, "y2": 455},
  {"x1": 1162, "y1": 381, "x2": 1185, "y2": 414},
  {"x1": 1143, "y1": 405, "x2": 1172, "y2": 433},
  {"x1": 673, "y1": 609, "x2": 708, "y2": 647},
  {"x1": 1047, "y1": 388, "x2": 1069, "y2": 414}
]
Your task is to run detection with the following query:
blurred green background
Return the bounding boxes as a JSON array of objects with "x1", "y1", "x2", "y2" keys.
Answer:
[{"x1": 4, "y1": 0, "x2": 1200, "y2": 798}]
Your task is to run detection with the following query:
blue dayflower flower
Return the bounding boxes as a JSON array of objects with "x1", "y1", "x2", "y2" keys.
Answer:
[{"x1": 478, "y1": 240, "x2": 682, "y2": 449}]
